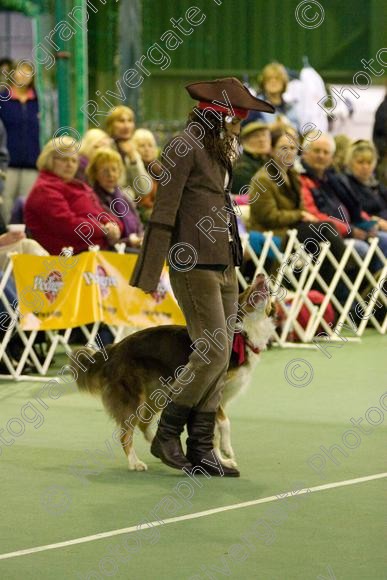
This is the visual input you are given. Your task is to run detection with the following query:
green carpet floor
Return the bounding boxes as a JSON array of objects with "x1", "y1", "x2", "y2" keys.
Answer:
[{"x1": 0, "y1": 330, "x2": 386, "y2": 579}]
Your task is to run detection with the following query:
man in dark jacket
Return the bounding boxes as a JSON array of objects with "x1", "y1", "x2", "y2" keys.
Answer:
[
  {"x1": 373, "y1": 93, "x2": 387, "y2": 159},
  {"x1": 373, "y1": 91, "x2": 387, "y2": 186},
  {"x1": 301, "y1": 134, "x2": 368, "y2": 234}
]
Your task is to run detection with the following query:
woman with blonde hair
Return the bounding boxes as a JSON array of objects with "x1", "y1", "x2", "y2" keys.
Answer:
[
  {"x1": 332, "y1": 134, "x2": 352, "y2": 173},
  {"x1": 244, "y1": 62, "x2": 300, "y2": 131},
  {"x1": 131, "y1": 128, "x2": 158, "y2": 162},
  {"x1": 105, "y1": 106, "x2": 149, "y2": 197},
  {"x1": 87, "y1": 148, "x2": 143, "y2": 249},
  {"x1": 25, "y1": 136, "x2": 123, "y2": 254},
  {"x1": 76, "y1": 128, "x2": 112, "y2": 181},
  {"x1": 131, "y1": 128, "x2": 163, "y2": 223},
  {"x1": 345, "y1": 140, "x2": 387, "y2": 231}
]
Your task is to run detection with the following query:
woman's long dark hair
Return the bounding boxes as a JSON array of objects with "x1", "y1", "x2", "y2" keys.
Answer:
[{"x1": 187, "y1": 109, "x2": 238, "y2": 169}]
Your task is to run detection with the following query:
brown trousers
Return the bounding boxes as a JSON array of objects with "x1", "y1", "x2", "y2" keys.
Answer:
[{"x1": 168, "y1": 265, "x2": 238, "y2": 411}]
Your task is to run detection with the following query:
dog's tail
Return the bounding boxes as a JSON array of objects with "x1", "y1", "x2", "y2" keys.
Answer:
[{"x1": 70, "y1": 346, "x2": 112, "y2": 396}]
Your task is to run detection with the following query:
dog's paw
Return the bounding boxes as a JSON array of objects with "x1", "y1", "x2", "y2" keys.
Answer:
[
  {"x1": 215, "y1": 448, "x2": 238, "y2": 468},
  {"x1": 128, "y1": 460, "x2": 148, "y2": 472},
  {"x1": 220, "y1": 457, "x2": 238, "y2": 469}
]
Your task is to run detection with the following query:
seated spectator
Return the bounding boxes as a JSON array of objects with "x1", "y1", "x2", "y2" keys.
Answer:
[
  {"x1": 105, "y1": 106, "x2": 149, "y2": 197},
  {"x1": 249, "y1": 130, "x2": 316, "y2": 235},
  {"x1": 76, "y1": 128, "x2": 112, "y2": 181},
  {"x1": 299, "y1": 134, "x2": 387, "y2": 269},
  {"x1": 333, "y1": 134, "x2": 352, "y2": 173},
  {"x1": 131, "y1": 128, "x2": 163, "y2": 223},
  {"x1": 243, "y1": 63, "x2": 300, "y2": 131},
  {"x1": 249, "y1": 129, "x2": 355, "y2": 302},
  {"x1": 344, "y1": 140, "x2": 387, "y2": 230},
  {"x1": 25, "y1": 137, "x2": 123, "y2": 255},
  {"x1": 86, "y1": 148, "x2": 143, "y2": 250},
  {"x1": 232, "y1": 122, "x2": 271, "y2": 196}
]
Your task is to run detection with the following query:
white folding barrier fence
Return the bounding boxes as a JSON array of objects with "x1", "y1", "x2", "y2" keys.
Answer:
[{"x1": 0, "y1": 234, "x2": 385, "y2": 380}]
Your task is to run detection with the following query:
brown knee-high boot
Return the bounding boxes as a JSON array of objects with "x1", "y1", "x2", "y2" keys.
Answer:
[
  {"x1": 186, "y1": 409, "x2": 240, "y2": 477},
  {"x1": 151, "y1": 402, "x2": 192, "y2": 470}
]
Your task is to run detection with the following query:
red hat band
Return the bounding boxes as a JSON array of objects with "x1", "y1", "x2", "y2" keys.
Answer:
[{"x1": 197, "y1": 101, "x2": 248, "y2": 120}]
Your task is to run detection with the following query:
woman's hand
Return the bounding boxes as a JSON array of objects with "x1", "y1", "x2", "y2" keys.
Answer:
[
  {"x1": 301, "y1": 210, "x2": 319, "y2": 223},
  {"x1": 118, "y1": 140, "x2": 138, "y2": 163},
  {"x1": 0, "y1": 231, "x2": 25, "y2": 247},
  {"x1": 128, "y1": 233, "x2": 143, "y2": 248},
  {"x1": 352, "y1": 227, "x2": 368, "y2": 241},
  {"x1": 377, "y1": 218, "x2": 387, "y2": 232},
  {"x1": 104, "y1": 222, "x2": 121, "y2": 244}
]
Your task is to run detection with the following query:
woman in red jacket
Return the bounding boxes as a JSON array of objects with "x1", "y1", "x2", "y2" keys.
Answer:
[{"x1": 25, "y1": 137, "x2": 123, "y2": 255}]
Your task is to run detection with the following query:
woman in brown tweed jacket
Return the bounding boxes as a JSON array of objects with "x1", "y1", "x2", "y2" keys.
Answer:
[{"x1": 130, "y1": 78, "x2": 274, "y2": 477}]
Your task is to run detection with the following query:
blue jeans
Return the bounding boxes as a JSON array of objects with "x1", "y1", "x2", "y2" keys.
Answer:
[
  {"x1": 0, "y1": 270, "x2": 17, "y2": 308},
  {"x1": 353, "y1": 232, "x2": 387, "y2": 272}
]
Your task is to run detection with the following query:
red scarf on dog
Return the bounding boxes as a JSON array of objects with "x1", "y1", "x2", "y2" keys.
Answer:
[{"x1": 232, "y1": 332, "x2": 260, "y2": 365}]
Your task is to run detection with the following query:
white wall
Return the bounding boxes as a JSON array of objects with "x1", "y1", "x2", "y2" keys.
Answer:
[
  {"x1": 330, "y1": 84, "x2": 385, "y2": 140},
  {"x1": 0, "y1": 11, "x2": 33, "y2": 62}
]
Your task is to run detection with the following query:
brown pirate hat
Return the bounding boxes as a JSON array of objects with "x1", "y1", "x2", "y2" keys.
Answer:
[{"x1": 185, "y1": 77, "x2": 275, "y2": 114}]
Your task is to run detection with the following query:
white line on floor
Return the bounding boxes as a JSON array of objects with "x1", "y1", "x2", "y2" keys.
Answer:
[{"x1": 0, "y1": 471, "x2": 386, "y2": 561}]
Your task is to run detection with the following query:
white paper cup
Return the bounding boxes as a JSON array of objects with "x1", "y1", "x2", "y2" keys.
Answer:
[{"x1": 6, "y1": 224, "x2": 26, "y2": 233}]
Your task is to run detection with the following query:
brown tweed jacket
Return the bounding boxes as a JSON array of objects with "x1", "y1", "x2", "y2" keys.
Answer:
[
  {"x1": 249, "y1": 165, "x2": 304, "y2": 237},
  {"x1": 130, "y1": 134, "x2": 241, "y2": 292}
]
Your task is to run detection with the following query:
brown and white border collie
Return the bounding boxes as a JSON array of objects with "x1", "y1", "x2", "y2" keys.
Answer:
[{"x1": 74, "y1": 274, "x2": 275, "y2": 471}]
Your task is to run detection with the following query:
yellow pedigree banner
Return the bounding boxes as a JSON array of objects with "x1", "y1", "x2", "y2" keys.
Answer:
[{"x1": 11, "y1": 252, "x2": 185, "y2": 330}]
